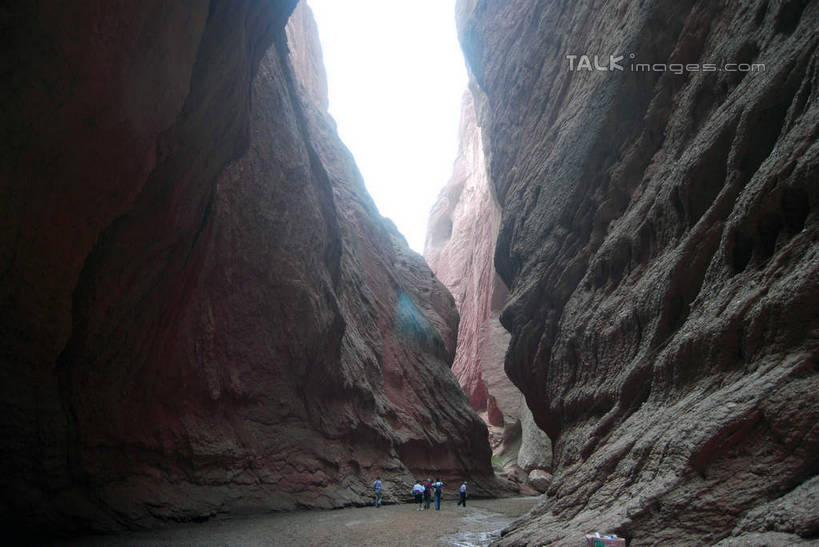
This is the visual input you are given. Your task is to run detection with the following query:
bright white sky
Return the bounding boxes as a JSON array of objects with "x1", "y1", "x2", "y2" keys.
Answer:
[{"x1": 307, "y1": 0, "x2": 467, "y2": 253}]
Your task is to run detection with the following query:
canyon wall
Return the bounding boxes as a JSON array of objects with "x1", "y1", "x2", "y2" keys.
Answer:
[
  {"x1": 457, "y1": 0, "x2": 818, "y2": 544},
  {"x1": 0, "y1": 0, "x2": 494, "y2": 534},
  {"x1": 425, "y1": 91, "x2": 507, "y2": 413},
  {"x1": 425, "y1": 92, "x2": 552, "y2": 482}
]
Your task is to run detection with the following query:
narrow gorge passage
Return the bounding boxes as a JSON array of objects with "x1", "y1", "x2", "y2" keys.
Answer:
[
  {"x1": 2, "y1": 0, "x2": 817, "y2": 546},
  {"x1": 424, "y1": 90, "x2": 554, "y2": 492}
]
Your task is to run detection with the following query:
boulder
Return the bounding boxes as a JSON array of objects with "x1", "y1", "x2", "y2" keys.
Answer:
[{"x1": 527, "y1": 470, "x2": 553, "y2": 493}]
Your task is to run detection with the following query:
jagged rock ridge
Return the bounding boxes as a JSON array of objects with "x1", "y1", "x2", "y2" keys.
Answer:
[
  {"x1": 0, "y1": 0, "x2": 495, "y2": 534},
  {"x1": 457, "y1": 0, "x2": 818, "y2": 544}
]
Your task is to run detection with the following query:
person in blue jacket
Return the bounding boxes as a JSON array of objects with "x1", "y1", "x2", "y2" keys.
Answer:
[
  {"x1": 432, "y1": 478, "x2": 444, "y2": 510},
  {"x1": 373, "y1": 476, "x2": 383, "y2": 508}
]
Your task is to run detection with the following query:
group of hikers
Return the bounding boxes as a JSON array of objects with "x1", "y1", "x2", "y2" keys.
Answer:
[{"x1": 371, "y1": 477, "x2": 467, "y2": 510}]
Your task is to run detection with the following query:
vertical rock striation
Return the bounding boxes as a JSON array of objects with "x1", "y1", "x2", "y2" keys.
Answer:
[
  {"x1": 425, "y1": 91, "x2": 508, "y2": 413},
  {"x1": 425, "y1": 92, "x2": 552, "y2": 482},
  {"x1": 458, "y1": 0, "x2": 819, "y2": 544},
  {"x1": 0, "y1": 0, "x2": 493, "y2": 534}
]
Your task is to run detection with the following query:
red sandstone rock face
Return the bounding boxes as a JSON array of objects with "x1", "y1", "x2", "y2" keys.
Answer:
[
  {"x1": 426, "y1": 89, "x2": 552, "y2": 477},
  {"x1": 0, "y1": 0, "x2": 495, "y2": 533},
  {"x1": 283, "y1": 4, "x2": 496, "y2": 502},
  {"x1": 426, "y1": 91, "x2": 503, "y2": 412},
  {"x1": 459, "y1": 0, "x2": 819, "y2": 544},
  {"x1": 486, "y1": 395, "x2": 504, "y2": 426},
  {"x1": 285, "y1": 1, "x2": 329, "y2": 111},
  {"x1": 425, "y1": 92, "x2": 517, "y2": 416}
]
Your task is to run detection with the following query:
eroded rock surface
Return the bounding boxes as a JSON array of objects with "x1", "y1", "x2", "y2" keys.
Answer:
[
  {"x1": 0, "y1": 0, "x2": 495, "y2": 534},
  {"x1": 426, "y1": 91, "x2": 508, "y2": 413},
  {"x1": 458, "y1": 0, "x2": 819, "y2": 544},
  {"x1": 425, "y1": 92, "x2": 552, "y2": 478}
]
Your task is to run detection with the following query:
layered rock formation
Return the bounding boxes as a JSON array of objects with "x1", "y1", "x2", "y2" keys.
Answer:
[
  {"x1": 425, "y1": 92, "x2": 552, "y2": 485},
  {"x1": 458, "y1": 0, "x2": 819, "y2": 544},
  {"x1": 0, "y1": 0, "x2": 495, "y2": 534}
]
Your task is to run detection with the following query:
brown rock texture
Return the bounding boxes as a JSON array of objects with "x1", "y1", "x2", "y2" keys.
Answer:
[
  {"x1": 458, "y1": 0, "x2": 819, "y2": 544},
  {"x1": 0, "y1": 0, "x2": 495, "y2": 535}
]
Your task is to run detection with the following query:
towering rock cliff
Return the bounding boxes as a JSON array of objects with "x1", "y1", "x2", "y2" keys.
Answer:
[
  {"x1": 425, "y1": 92, "x2": 552, "y2": 480},
  {"x1": 458, "y1": 0, "x2": 819, "y2": 544},
  {"x1": 0, "y1": 0, "x2": 494, "y2": 534},
  {"x1": 425, "y1": 91, "x2": 507, "y2": 413}
]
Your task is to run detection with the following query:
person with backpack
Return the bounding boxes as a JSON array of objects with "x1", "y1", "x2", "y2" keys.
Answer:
[
  {"x1": 423, "y1": 478, "x2": 432, "y2": 510},
  {"x1": 373, "y1": 476, "x2": 383, "y2": 508},
  {"x1": 412, "y1": 481, "x2": 425, "y2": 511},
  {"x1": 457, "y1": 480, "x2": 467, "y2": 507},
  {"x1": 432, "y1": 478, "x2": 444, "y2": 510}
]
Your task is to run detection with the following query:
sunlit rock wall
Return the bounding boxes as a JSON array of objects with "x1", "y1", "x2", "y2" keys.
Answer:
[
  {"x1": 425, "y1": 92, "x2": 552, "y2": 481},
  {"x1": 0, "y1": 0, "x2": 494, "y2": 534},
  {"x1": 425, "y1": 91, "x2": 507, "y2": 412},
  {"x1": 458, "y1": 0, "x2": 819, "y2": 544}
]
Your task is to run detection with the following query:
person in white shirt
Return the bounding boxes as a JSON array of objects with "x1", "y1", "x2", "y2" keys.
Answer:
[
  {"x1": 412, "y1": 482, "x2": 425, "y2": 511},
  {"x1": 457, "y1": 481, "x2": 467, "y2": 507}
]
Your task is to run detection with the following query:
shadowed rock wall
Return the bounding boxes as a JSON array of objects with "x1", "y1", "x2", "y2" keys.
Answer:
[
  {"x1": 0, "y1": 0, "x2": 493, "y2": 534},
  {"x1": 458, "y1": 0, "x2": 818, "y2": 544}
]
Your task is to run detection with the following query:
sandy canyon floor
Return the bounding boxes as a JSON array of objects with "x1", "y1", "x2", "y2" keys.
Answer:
[{"x1": 54, "y1": 496, "x2": 541, "y2": 546}]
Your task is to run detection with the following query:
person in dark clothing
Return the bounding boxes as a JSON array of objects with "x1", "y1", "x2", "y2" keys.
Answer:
[
  {"x1": 423, "y1": 478, "x2": 432, "y2": 510},
  {"x1": 412, "y1": 481, "x2": 425, "y2": 511}
]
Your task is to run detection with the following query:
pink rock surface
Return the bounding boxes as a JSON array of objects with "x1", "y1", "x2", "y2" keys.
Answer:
[
  {"x1": 284, "y1": 0, "x2": 329, "y2": 111},
  {"x1": 424, "y1": 92, "x2": 515, "y2": 415},
  {"x1": 0, "y1": 0, "x2": 498, "y2": 534},
  {"x1": 458, "y1": 0, "x2": 819, "y2": 544},
  {"x1": 486, "y1": 395, "x2": 504, "y2": 427},
  {"x1": 425, "y1": 88, "x2": 552, "y2": 476}
]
